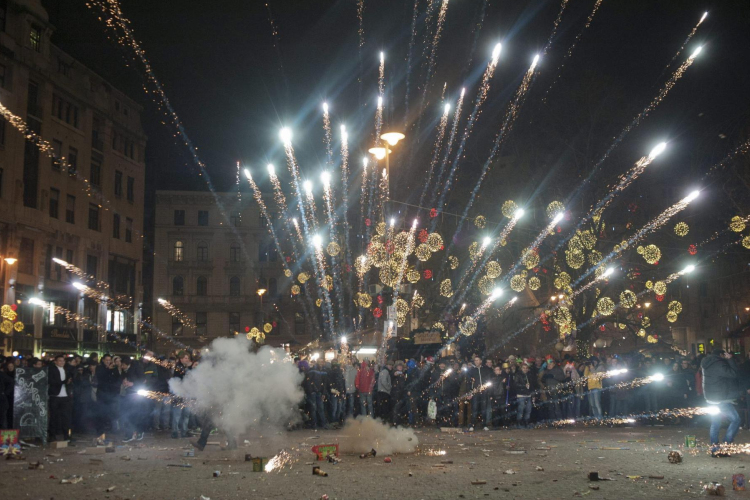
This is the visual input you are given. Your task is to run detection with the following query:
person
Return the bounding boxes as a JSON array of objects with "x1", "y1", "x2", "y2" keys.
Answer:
[
  {"x1": 376, "y1": 360, "x2": 392, "y2": 420},
  {"x1": 467, "y1": 356, "x2": 493, "y2": 431},
  {"x1": 75, "y1": 360, "x2": 98, "y2": 433},
  {"x1": 488, "y1": 365, "x2": 506, "y2": 428},
  {"x1": 328, "y1": 361, "x2": 346, "y2": 425},
  {"x1": 120, "y1": 357, "x2": 145, "y2": 442},
  {"x1": 305, "y1": 358, "x2": 329, "y2": 429},
  {"x1": 678, "y1": 359, "x2": 696, "y2": 407},
  {"x1": 48, "y1": 354, "x2": 74, "y2": 441},
  {"x1": 390, "y1": 361, "x2": 407, "y2": 425},
  {"x1": 583, "y1": 357, "x2": 604, "y2": 420},
  {"x1": 512, "y1": 362, "x2": 537, "y2": 428},
  {"x1": 355, "y1": 360, "x2": 375, "y2": 417},
  {"x1": 701, "y1": 348, "x2": 741, "y2": 457},
  {"x1": 344, "y1": 359, "x2": 358, "y2": 418},
  {"x1": 171, "y1": 351, "x2": 192, "y2": 438},
  {"x1": 150, "y1": 356, "x2": 172, "y2": 430},
  {"x1": 2, "y1": 359, "x2": 16, "y2": 427},
  {"x1": 96, "y1": 354, "x2": 120, "y2": 435},
  {"x1": 541, "y1": 358, "x2": 565, "y2": 422}
]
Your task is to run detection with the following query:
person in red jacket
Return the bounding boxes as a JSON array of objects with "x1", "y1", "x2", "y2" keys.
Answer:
[{"x1": 355, "y1": 360, "x2": 376, "y2": 417}]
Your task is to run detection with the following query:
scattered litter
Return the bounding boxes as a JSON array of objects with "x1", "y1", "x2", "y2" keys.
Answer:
[
  {"x1": 503, "y1": 469, "x2": 516, "y2": 475},
  {"x1": 589, "y1": 485, "x2": 600, "y2": 491},
  {"x1": 28, "y1": 461, "x2": 43, "y2": 470},
  {"x1": 684, "y1": 435, "x2": 696, "y2": 448},
  {"x1": 327, "y1": 455, "x2": 340, "y2": 464},
  {"x1": 536, "y1": 466, "x2": 544, "y2": 471},
  {"x1": 312, "y1": 466, "x2": 328, "y2": 477},
  {"x1": 167, "y1": 463, "x2": 192, "y2": 468},
  {"x1": 320, "y1": 495, "x2": 329, "y2": 500},
  {"x1": 440, "y1": 460, "x2": 453, "y2": 464},
  {"x1": 733, "y1": 474, "x2": 745, "y2": 491},
  {"x1": 106, "y1": 486, "x2": 116, "y2": 492},
  {"x1": 601, "y1": 447, "x2": 629, "y2": 450},
  {"x1": 589, "y1": 472, "x2": 600, "y2": 481},
  {"x1": 649, "y1": 475, "x2": 664, "y2": 480},
  {"x1": 504, "y1": 450, "x2": 526, "y2": 455},
  {"x1": 50, "y1": 441, "x2": 68, "y2": 449},
  {"x1": 184, "y1": 450, "x2": 195, "y2": 457},
  {"x1": 626, "y1": 475, "x2": 642, "y2": 480},
  {"x1": 704, "y1": 482, "x2": 726, "y2": 496},
  {"x1": 408, "y1": 472, "x2": 413, "y2": 477},
  {"x1": 359, "y1": 448, "x2": 376, "y2": 459},
  {"x1": 471, "y1": 480, "x2": 487, "y2": 485},
  {"x1": 213, "y1": 471, "x2": 221, "y2": 477},
  {"x1": 89, "y1": 459, "x2": 103, "y2": 465},
  {"x1": 200, "y1": 496, "x2": 210, "y2": 500},
  {"x1": 60, "y1": 475, "x2": 83, "y2": 484},
  {"x1": 668, "y1": 451, "x2": 683, "y2": 464},
  {"x1": 120, "y1": 455, "x2": 131, "y2": 461},
  {"x1": 383, "y1": 457, "x2": 392, "y2": 463}
]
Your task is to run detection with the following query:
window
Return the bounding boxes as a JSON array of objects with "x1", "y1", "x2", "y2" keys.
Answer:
[
  {"x1": 230, "y1": 242, "x2": 240, "y2": 262},
  {"x1": 92, "y1": 117, "x2": 104, "y2": 151},
  {"x1": 107, "y1": 310, "x2": 125, "y2": 333},
  {"x1": 125, "y1": 218, "x2": 133, "y2": 242},
  {"x1": 51, "y1": 140, "x2": 63, "y2": 170},
  {"x1": 127, "y1": 176, "x2": 134, "y2": 202},
  {"x1": 229, "y1": 276, "x2": 240, "y2": 296},
  {"x1": 27, "y1": 81, "x2": 40, "y2": 117},
  {"x1": 86, "y1": 255, "x2": 98, "y2": 278},
  {"x1": 198, "y1": 210, "x2": 209, "y2": 226},
  {"x1": 172, "y1": 276, "x2": 184, "y2": 296},
  {"x1": 49, "y1": 188, "x2": 59, "y2": 218},
  {"x1": 90, "y1": 158, "x2": 101, "y2": 187},
  {"x1": 65, "y1": 195, "x2": 75, "y2": 224},
  {"x1": 174, "y1": 209, "x2": 185, "y2": 225},
  {"x1": 229, "y1": 312, "x2": 240, "y2": 335},
  {"x1": 113, "y1": 213, "x2": 120, "y2": 238},
  {"x1": 230, "y1": 211, "x2": 241, "y2": 227},
  {"x1": 30, "y1": 24, "x2": 42, "y2": 52},
  {"x1": 174, "y1": 241, "x2": 184, "y2": 261},
  {"x1": 88, "y1": 203, "x2": 100, "y2": 231},
  {"x1": 19, "y1": 238, "x2": 34, "y2": 274},
  {"x1": 114, "y1": 170, "x2": 122, "y2": 196},
  {"x1": 268, "y1": 277, "x2": 278, "y2": 297},
  {"x1": 196, "y1": 312, "x2": 207, "y2": 336},
  {"x1": 52, "y1": 94, "x2": 79, "y2": 128},
  {"x1": 172, "y1": 315, "x2": 183, "y2": 336},
  {"x1": 196, "y1": 276, "x2": 207, "y2": 296},
  {"x1": 197, "y1": 242, "x2": 208, "y2": 261},
  {"x1": 68, "y1": 147, "x2": 78, "y2": 176}
]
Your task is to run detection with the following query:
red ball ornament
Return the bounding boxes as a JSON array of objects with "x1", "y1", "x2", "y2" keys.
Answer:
[
  {"x1": 655, "y1": 294, "x2": 664, "y2": 302},
  {"x1": 272, "y1": 321, "x2": 278, "y2": 328},
  {"x1": 10, "y1": 304, "x2": 17, "y2": 311},
  {"x1": 418, "y1": 229, "x2": 429, "y2": 243},
  {"x1": 688, "y1": 244, "x2": 697, "y2": 255},
  {"x1": 373, "y1": 307, "x2": 383, "y2": 318},
  {"x1": 377, "y1": 295, "x2": 383, "y2": 304},
  {"x1": 556, "y1": 227, "x2": 562, "y2": 233},
  {"x1": 285, "y1": 256, "x2": 291, "y2": 263},
  {"x1": 599, "y1": 325, "x2": 606, "y2": 332},
  {"x1": 423, "y1": 269, "x2": 433, "y2": 279},
  {"x1": 439, "y1": 245, "x2": 444, "y2": 251},
  {"x1": 429, "y1": 208, "x2": 438, "y2": 218},
  {"x1": 365, "y1": 218, "x2": 371, "y2": 227},
  {"x1": 244, "y1": 326, "x2": 250, "y2": 333}
]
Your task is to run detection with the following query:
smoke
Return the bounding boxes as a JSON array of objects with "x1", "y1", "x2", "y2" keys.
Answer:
[
  {"x1": 169, "y1": 338, "x2": 303, "y2": 438},
  {"x1": 338, "y1": 416, "x2": 419, "y2": 455}
]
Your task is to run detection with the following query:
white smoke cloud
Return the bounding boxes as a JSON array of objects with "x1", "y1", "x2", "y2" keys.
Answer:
[
  {"x1": 338, "y1": 416, "x2": 419, "y2": 455},
  {"x1": 169, "y1": 338, "x2": 303, "y2": 437}
]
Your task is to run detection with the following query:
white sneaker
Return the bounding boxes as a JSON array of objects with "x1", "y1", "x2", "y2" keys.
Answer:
[
  {"x1": 468, "y1": 427, "x2": 474, "y2": 432},
  {"x1": 483, "y1": 427, "x2": 489, "y2": 431}
]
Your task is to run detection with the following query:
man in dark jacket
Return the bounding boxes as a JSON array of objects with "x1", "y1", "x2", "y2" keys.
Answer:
[
  {"x1": 170, "y1": 351, "x2": 192, "y2": 438},
  {"x1": 306, "y1": 358, "x2": 329, "y2": 429},
  {"x1": 541, "y1": 359, "x2": 566, "y2": 421},
  {"x1": 512, "y1": 363, "x2": 537, "y2": 427},
  {"x1": 95, "y1": 354, "x2": 120, "y2": 434},
  {"x1": 701, "y1": 349, "x2": 741, "y2": 455},
  {"x1": 389, "y1": 361, "x2": 407, "y2": 425},
  {"x1": 328, "y1": 362, "x2": 346, "y2": 425},
  {"x1": 48, "y1": 354, "x2": 73, "y2": 441},
  {"x1": 468, "y1": 356, "x2": 494, "y2": 431}
]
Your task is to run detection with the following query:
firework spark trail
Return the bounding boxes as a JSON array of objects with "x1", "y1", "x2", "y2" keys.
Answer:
[
  {"x1": 264, "y1": 1, "x2": 289, "y2": 91},
  {"x1": 359, "y1": 158, "x2": 370, "y2": 245},
  {"x1": 572, "y1": 46, "x2": 703, "y2": 201},
  {"x1": 339, "y1": 126, "x2": 354, "y2": 317},
  {"x1": 415, "y1": 0, "x2": 450, "y2": 139},
  {"x1": 659, "y1": 11, "x2": 707, "y2": 80},
  {"x1": 421, "y1": 0, "x2": 440, "y2": 59},
  {"x1": 433, "y1": 45, "x2": 502, "y2": 216},
  {"x1": 572, "y1": 190, "x2": 700, "y2": 288},
  {"x1": 544, "y1": 0, "x2": 604, "y2": 98},
  {"x1": 701, "y1": 138, "x2": 750, "y2": 182},
  {"x1": 375, "y1": 95, "x2": 384, "y2": 141},
  {"x1": 417, "y1": 101, "x2": 451, "y2": 210},
  {"x1": 427, "y1": 89, "x2": 465, "y2": 213},
  {"x1": 543, "y1": 0, "x2": 570, "y2": 55},
  {"x1": 157, "y1": 298, "x2": 195, "y2": 330},
  {"x1": 323, "y1": 103, "x2": 333, "y2": 167},
  {"x1": 357, "y1": 0, "x2": 365, "y2": 102},
  {"x1": 321, "y1": 174, "x2": 347, "y2": 329},
  {"x1": 460, "y1": 0, "x2": 490, "y2": 80},
  {"x1": 699, "y1": 215, "x2": 750, "y2": 247},
  {"x1": 404, "y1": 0, "x2": 420, "y2": 126},
  {"x1": 392, "y1": 220, "x2": 419, "y2": 302},
  {"x1": 312, "y1": 242, "x2": 336, "y2": 336},
  {"x1": 267, "y1": 165, "x2": 289, "y2": 219}
]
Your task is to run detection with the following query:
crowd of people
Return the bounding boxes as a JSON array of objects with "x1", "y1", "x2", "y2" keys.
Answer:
[{"x1": 0, "y1": 346, "x2": 747, "y2": 456}]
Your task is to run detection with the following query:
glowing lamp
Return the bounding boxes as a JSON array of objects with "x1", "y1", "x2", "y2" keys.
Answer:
[
  {"x1": 368, "y1": 147, "x2": 389, "y2": 160},
  {"x1": 380, "y1": 132, "x2": 405, "y2": 146},
  {"x1": 4, "y1": 257, "x2": 17, "y2": 265}
]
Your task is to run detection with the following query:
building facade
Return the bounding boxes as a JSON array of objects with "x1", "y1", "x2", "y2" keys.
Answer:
[
  {"x1": 0, "y1": 0, "x2": 146, "y2": 356},
  {"x1": 152, "y1": 190, "x2": 312, "y2": 352}
]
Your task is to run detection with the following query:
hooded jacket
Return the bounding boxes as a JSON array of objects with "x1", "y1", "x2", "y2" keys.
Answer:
[
  {"x1": 701, "y1": 353, "x2": 739, "y2": 404},
  {"x1": 467, "y1": 365, "x2": 493, "y2": 391},
  {"x1": 378, "y1": 367, "x2": 392, "y2": 395},
  {"x1": 512, "y1": 369, "x2": 537, "y2": 397},
  {"x1": 306, "y1": 364, "x2": 329, "y2": 394},
  {"x1": 355, "y1": 362, "x2": 376, "y2": 394},
  {"x1": 328, "y1": 364, "x2": 346, "y2": 394}
]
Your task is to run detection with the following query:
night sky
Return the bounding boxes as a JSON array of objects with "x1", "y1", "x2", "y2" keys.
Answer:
[{"x1": 41, "y1": 0, "x2": 750, "y2": 222}]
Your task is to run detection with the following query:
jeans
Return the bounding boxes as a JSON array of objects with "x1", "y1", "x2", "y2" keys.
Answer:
[
  {"x1": 171, "y1": 404, "x2": 190, "y2": 437},
  {"x1": 589, "y1": 389, "x2": 603, "y2": 419},
  {"x1": 121, "y1": 394, "x2": 145, "y2": 437},
  {"x1": 346, "y1": 393, "x2": 356, "y2": 417},
  {"x1": 49, "y1": 396, "x2": 72, "y2": 441},
  {"x1": 360, "y1": 393, "x2": 373, "y2": 417},
  {"x1": 516, "y1": 397, "x2": 532, "y2": 424},
  {"x1": 307, "y1": 393, "x2": 328, "y2": 429},
  {"x1": 329, "y1": 394, "x2": 343, "y2": 423},
  {"x1": 376, "y1": 392, "x2": 391, "y2": 420},
  {"x1": 153, "y1": 398, "x2": 171, "y2": 429},
  {"x1": 709, "y1": 403, "x2": 741, "y2": 446},
  {"x1": 471, "y1": 393, "x2": 491, "y2": 427},
  {"x1": 643, "y1": 388, "x2": 658, "y2": 414}
]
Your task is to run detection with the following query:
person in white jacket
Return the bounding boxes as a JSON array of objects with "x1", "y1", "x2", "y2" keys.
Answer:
[{"x1": 376, "y1": 361, "x2": 393, "y2": 420}]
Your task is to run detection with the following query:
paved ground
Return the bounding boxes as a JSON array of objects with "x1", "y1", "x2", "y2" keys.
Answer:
[{"x1": 2, "y1": 421, "x2": 749, "y2": 499}]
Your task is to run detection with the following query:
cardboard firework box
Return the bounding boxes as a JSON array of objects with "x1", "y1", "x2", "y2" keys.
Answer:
[
  {"x1": 251, "y1": 457, "x2": 269, "y2": 472},
  {"x1": 0, "y1": 429, "x2": 21, "y2": 456},
  {"x1": 312, "y1": 444, "x2": 339, "y2": 461}
]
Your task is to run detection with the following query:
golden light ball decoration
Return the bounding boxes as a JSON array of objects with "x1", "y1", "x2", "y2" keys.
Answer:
[
  {"x1": 637, "y1": 328, "x2": 647, "y2": 337},
  {"x1": 459, "y1": 317, "x2": 477, "y2": 336},
  {"x1": 358, "y1": 293, "x2": 372, "y2": 308},
  {"x1": 485, "y1": 261, "x2": 502, "y2": 279},
  {"x1": 298, "y1": 271, "x2": 310, "y2": 284},
  {"x1": 553, "y1": 306, "x2": 572, "y2": 326},
  {"x1": 642, "y1": 244, "x2": 661, "y2": 264},
  {"x1": 354, "y1": 256, "x2": 370, "y2": 276},
  {"x1": 587, "y1": 249, "x2": 603, "y2": 266},
  {"x1": 263, "y1": 323, "x2": 273, "y2": 333},
  {"x1": 291, "y1": 284, "x2": 301, "y2": 295},
  {"x1": 642, "y1": 316, "x2": 651, "y2": 328},
  {"x1": 379, "y1": 262, "x2": 400, "y2": 287},
  {"x1": 674, "y1": 222, "x2": 689, "y2": 237},
  {"x1": 427, "y1": 233, "x2": 443, "y2": 252},
  {"x1": 546, "y1": 201, "x2": 565, "y2": 220},
  {"x1": 0, "y1": 320, "x2": 12, "y2": 335},
  {"x1": 440, "y1": 278, "x2": 453, "y2": 297},
  {"x1": 743, "y1": 236, "x2": 750, "y2": 249},
  {"x1": 510, "y1": 275, "x2": 526, "y2": 292},
  {"x1": 324, "y1": 275, "x2": 334, "y2": 291},
  {"x1": 284, "y1": 269, "x2": 293, "y2": 278},
  {"x1": 478, "y1": 275, "x2": 495, "y2": 295},
  {"x1": 415, "y1": 243, "x2": 431, "y2": 262},
  {"x1": 501, "y1": 200, "x2": 518, "y2": 218},
  {"x1": 554, "y1": 271, "x2": 571, "y2": 289},
  {"x1": 666, "y1": 311, "x2": 678, "y2": 323},
  {"x1": 653, "y1": 280, "x2": 667, "y2": 295},
  {"x1": 412, "y1": 292, "x2": 425, "y2": 309},
  {"x1": 730, "y1": 216, "x2": 746, "y2": 233},
  {"x1": 620, "y1": 289, "x2": 637, "y2": 308},
  {"x1": 368, "y1": 242, "x2": 387, "y2": 267},
  {"x1": 668, "y1": 300, "x2": 683, "y2": 314},
  {"x1": 468, "y1": 242, "x2": 481, "y2": 261},
  {"x1": 448, "y1": 255, "x2": 459, "y2": 269},
  {"x1": 376, "y1": 221, "x2": 387, "y2": 236},
  {"x1": 566, "y1": 249, "x2": 585, "y2": 269},
  {"x1": 568, "y1": 234, "x2": 583, "y2": 253},
  {"x1": 13, "y1": 321, "x2": 24, "y2": 332},
  {"x1": 316, "y1": 298, "x2": 322, "y2": 307},
  {"x1": 580, "y1": 230, "x2": 597, "y2": 250},
  {"x1": 596, "y1": 297, "x2": 615, "y2": 316},
  {"x1": 432, "y1": 321, "x2": 445, "y2": 332},
  {"x1": 645, "y1": 280, "x2": 653, "y2": 289},
  {"x1": 637, "y1": 245, "x2": 644, "y2": 255},
  {"x1": 326, "y1": 241, "x2": 341, "y2": 257},
  {"x1": 393, "y1": 231, "x2": 413, "y2": 254},
  {"x1": 522, "y1": 250, "x2": 539, "y2": 269},
  {"x1": 647, "y1": 335, "x2": 657, "y2": 343},
  {"x1": 528, "y1": 276, "x2": 541, "y2": 290},
  {"x1": 395, "y1": 298, "x2": 409, "y2": 316},
  {"x1": 407, "y1": 269, "x2": 421, "y2": 284},
  {"x1": 474, "y1": 215, "x2": 486, "y2": 229}
]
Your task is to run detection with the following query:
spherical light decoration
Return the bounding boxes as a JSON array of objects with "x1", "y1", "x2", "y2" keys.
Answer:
[
  {"x1": 1, "y1": 320, "x2": 12, "y2": 335},
  {"x1": 653, "y1": 280, "x2": 667, "y2": 295},
  {"x1": 637, "y1": 246, "x2": 645, "y2": 255},
  {"x1": 528, "y1": 276, "x2": 541, "y2": 290},
  {"x1": 291, "y1": 284, "x2": 301, "y2": 295},
  {"x1": 250, "y1": 327, "x2": 261, "y2": 338},
  {"x1": 587, "y1": 249, "x2": 603, "y2": 266},
  {"x1": 4, "y1": 310, "x2": 17, "y2": 322},
  {"x1": 415, "y1": 243, "x2": 432, "y2": 262},
  {"x1": 379, "y1": 262, "x2": 400, "y2": 287},
  {"x1": 566, "y1": 249, "x2": 585, "y2": 269},
  {"x1": 555, "y1": 272, "x2": 571, "y2": 289},
  {"x1": 448, "y1": 255, "x2": 459, "y2": 269},
  {"x1": 459, "y1": 317, "x2": 477, "y2": 336},
  {"x1": 501, "y1": 200, "x2": 518, "y2": 218},
  {"x1": 568, "y1": 235, "x2": 583, "y2": 253},
  {"x1": 440, "y1": 279, "x2": 453, "y2": 297},
  {"x1": 620, "y1": 290, "x2": 637, "y2": 308},
  {"x1": 324, "y1": 275, "x2": 334, "y2": 291},
  {"x1": 298, "y1": 272, "x2": 310, "y2": 284},
  {"x1": 468, "y1": 242, "x2": 480, "y2": 261},
  {"x1": 642, "y1": 316, "x2": 651, "y2": 328},
  {"x1": 580, "y1": 230, "x2": 597, "y2": 250},
  {"x1": 326, "y1": 241, "x2": 341, "y2": 257},
  {"x1": 522, "y1": 250, "x2": 539, "y2": 269},
  {"x1": 407, "y1": 269, "x2": 421, "y2": 283},
  {"x1": 263, "y1": 323, "x2": 273, "y2": 333},
  {"x1": 354, "y1": 256, "x2": 370, "y2": 276},
  {"x1": 474, "y1": 215, "x2": 486, "y2": 229},
  {"x1": 0, "y1": 305, "x2": 11, "y2": 317},
  {"x1": 427, "y1": 233, "x2": 443, "y2": 252},
  {"x1": 478, "y1": 275, "x2": 494, "y2": 295},
  {"x1": 397, "y1": 315, "x2": 406, "y2": 327},
  {"x1": 369, "y1": 242, "x2": 387, "y2": 267},
  {"x1": 376, "y1": 221, "x2": 387, "y2": 235},
  {"x1": 394, "y1": 231, "x2": 414, "y2": 255},
  {"x1": 546, "y1": 201, "x2": 565, "y2": 220},
  {"x1": 284, "y1": 269, "x2": 293, "y2": 278},
  {"x1": 395, "y1": 298, "x2": 409, "y2": 316},
  {"x1": 645, "y1": 280, "x2": 653, "y2": 289},
  {"x1": 553, "y1": 307, "x2": 572, "y2": 326},
  {"x1": 485, "y1": 261, "x2": 502, "y2": 279},
  {"x1": 372, "y1": 307, "x2": 382, "y2": 318},
  {"x1": 596, "y1": 297, "x2": 615, "y2": 316},
  {"x1": 743, "y1": 236, "x2": 750, "y2": 249},
  {"x1": 647, "y1": 335, "x2": 656, "y2": 343},
  {"x1": 674, "y1": 222, "x2": 689, "y2": 237},
  {"x1": 316, "y1": 298, "x2": 322, "y2": 307},
  {"x1": 432, "y1": 321, "x2": 445, "y2": 331},
  {"x1": 730, "y1": 216, "x2": 746, "y2": 233},
  {"x1": 510, "y1": 275, "x2": 526, "y2": 292},
  {"x1": 668, "y1": 300, "x2": 683, "y2": 314},
  {"x1": 618, "y1": 323, "x2": 627, "y2": 330},
  {"x1": 13, "y1": 321, "x2": 24, "y2": 332},
  {"x1": 412, "y1": 292, "x2": 425, "y2": 309},
  {"x1": 666, "y1": 311, "x2": 678, "y2": 323},
  {"x1": 358, "y1": 293, "x2": 372, "y2": 308},
  {"x1": 637, "y1": 328, "x2": 646, "y2": 337},
  {"x1": 642, "y1": 244, "x2": 661, "y2": 265}
]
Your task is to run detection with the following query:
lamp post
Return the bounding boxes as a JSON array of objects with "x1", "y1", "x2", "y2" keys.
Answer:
[
  {"x1": 2, "y1": 256, "x2": 18, "y2": 305},
  {"x1": 368, "y1": 131, "x2": 405, "y2": 222},
  {"x1": 257, "y1": 287, "x2": 267, "y2": 323}
]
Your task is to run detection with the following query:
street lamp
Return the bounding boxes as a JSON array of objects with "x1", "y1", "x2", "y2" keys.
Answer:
[
  {"x1": 3, "y1": 257, "x2": 17, "y2": 265},
  {"x1": 257, "y1": 287, "x2": 267, "y2": 321},
  {"x1": 371, "y1": 131, "x2": 405, "y2": 230}
]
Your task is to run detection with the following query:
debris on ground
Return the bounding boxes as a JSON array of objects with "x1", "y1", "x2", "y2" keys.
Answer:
[
  {"x1": 384, "y1": 457, "x2": 392, "y2": 463},
  {"x1": 312, "y1": 466, "x2": 328, "y2": 477},
  {"x1": 704, "y1": 482, "x2": 726, "y2": 496},
  {"x1": 359, "y1": 448, "x2": 377, "y2": 459},
  {"x1": 503, "y1": 469, "x2": 516, "y2": 475},
  {"x1": 668, "y1": 450, "x2": 683, "y2": 463},
  {"x1": 106, "y1": 486, "x2": 116, "y2": 492},
  {"x1": 471, "y1": 480, "x2": 487, "y2": 485},
  {"x1": 536, "y1": 466, "x2": 544, "y2": 471},
  {"x1": 60, "y1": 475, "x2": 83, "y2": 484}
]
